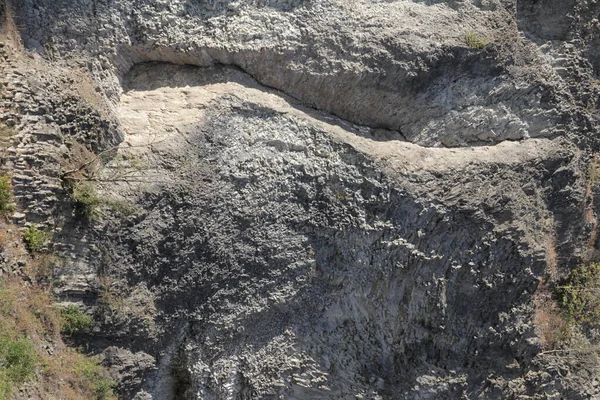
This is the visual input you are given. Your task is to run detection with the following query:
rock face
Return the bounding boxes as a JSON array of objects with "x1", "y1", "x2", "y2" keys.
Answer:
[
  {"x1": 2, "y1": 0, "x2": 600, "y2": 398},
  {"x1": 16, "y1": 0, "x2": 598, "y2": 147}
]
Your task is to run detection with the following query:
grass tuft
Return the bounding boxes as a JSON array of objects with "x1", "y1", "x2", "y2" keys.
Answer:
[
  {"x1": 72, "y1": 182, "x2": 100, "y2": 221},
  {"x1": 465, "y1": 31, "x2": 488, "y2": 49}
]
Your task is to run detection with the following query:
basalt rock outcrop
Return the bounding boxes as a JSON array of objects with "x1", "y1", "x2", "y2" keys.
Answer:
[{"x1": 2, "y1": 0, "x2": 600, "y2": 399}]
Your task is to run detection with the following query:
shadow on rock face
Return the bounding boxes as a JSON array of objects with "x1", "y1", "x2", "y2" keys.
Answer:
[
  {"x1": 77, "y1": 62, "x2": 572, "y2": 399},
  {"x1": 517, "y1": 0, "x2": 576, "y2": 41}
]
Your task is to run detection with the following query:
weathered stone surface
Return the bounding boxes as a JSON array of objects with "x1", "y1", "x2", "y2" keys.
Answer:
[
  {"x1": 2, "y1": 0, "x2": 600, "y2": 398},
  {"x1": 14, "y1": 0, "x2": 599, "y2": 147}
]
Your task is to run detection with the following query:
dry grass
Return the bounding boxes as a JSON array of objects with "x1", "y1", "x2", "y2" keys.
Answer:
[
  {"x1": 60, "y1": 140, "x2": 101, "y2": 183},
  {"x1": 97, "y1": 276, "x2": 126, "y2": 311},
  {"x1": 0, "y1": 275, "x2": 62, "y2": 337},
  {"x1": 545, "y1": 234, "x2": 559, "y2": 282},
  {"x1": 25, "y1": 253, "x2": 58, "y2": 284},
  {"x1": 533, "y1": 283, "x2": 572, "y2": 349},
  {"x1": 70, "y1": 68, "x2": 113, "y2": 120},
  {"x1": 0, "y1": 217, "x2": 115, "y2": 400},
  {"x1": 588, "y1": 155, "x2": 600, "y2": 188},
  {"x1": 0, "y1": 276, "x2": 116, "y2": 400}
]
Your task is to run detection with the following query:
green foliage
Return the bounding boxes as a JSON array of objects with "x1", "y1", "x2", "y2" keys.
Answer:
[
  {"x1": 2, "y1": 338, "x2": 37, "y2": 383},
  {"x1": 72, "y1": 182, "x2": 100, "y2": 221},
  {"x1": 0, "y1": 334, "x2": 37, "y2": 399},
  {"x1": 74, "y1": 356, "x2": 115, "y2": 400},
  {"x1": 465, "y1": 31, "x2": 488, "y2": 49},
  {"x1": 105, "y1": 199, "x2": 141, "y2": 219},
  {"x1": 72, "y1": 181, "x2": 140, "y2": 221},
  {"x1": 0, "y1": 371, "x2": 10, "y2": 400},
  {"x1": 0, "y1": 276, "x2": 116, "y2": 399},
  {"x1": 92, "y1": 377, "x2": 116, "y2": 400},
  {"x1": 61, "y1": 305, "x2": 93, "y2": 335},
  {"x1": 23, "y1": 225, "x2": 52, "y2": 253},
  {"x1": 556, "y1": 262, "x2": 600, "y2": 326},
  {"x1": 0, "y1": 175, "x2": 14, "y2": 216}
]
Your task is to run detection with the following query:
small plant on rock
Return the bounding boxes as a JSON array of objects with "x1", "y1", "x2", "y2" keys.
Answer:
[
  {"x1": 23, "y1": 225, "x2": 52, "y2": 253},
  {"x1": 72, "y1": 182, "x2": 100, "y2": 221},
  {"x1": 0, "y1": 175, "x2": 14, "y2": 216},
  {"x1": 465, "y1": 31, "x2": 488, "y2": 49},
  {"x1": 105, "y1": 199, "x2": 141, "y2": 219},
  {"x1": 61, "y1": 305, "x2": 93, "y2": 335},
  {"x1": 0, "y1": 334, "x2": 37, "y2": 399},
  {"x1": 0, "y1": 337, "x2": 37, "y2": 384},
  {"x1": 556, "y1": 262, "x2": 600, "y2": 327},
  {"x1": 73, "y1": 356, "x2": 116, "y2": 400}
]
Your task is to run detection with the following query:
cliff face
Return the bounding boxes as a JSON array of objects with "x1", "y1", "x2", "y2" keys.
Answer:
[{"x1": 2, "y1": 0, "x2": 600, "y2": 398}]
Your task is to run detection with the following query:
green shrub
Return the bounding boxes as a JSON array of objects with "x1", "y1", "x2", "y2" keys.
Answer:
[
  {"x1": 92, "y1": 378, "x2": 115, "y2": 400},
  {"x1": 72, "y1": 182, "x2": 100, "y2": 221},
  {"x1": 0, "y1": 334, "x2": 37, "y2": 399},
  {"x1": 465, "y1": 31, "x2": 488, "y2": 49},
  {"x1": 23, "y1": 225, "x2": 52, "y2": 253},
  {"x1": 0, "y1": 175, "x2": 14, "y2": 216},
  {"x1": 74, "y1": 356, "x2": 115, "y2": 400},
  {"x1": 2, "y1": 338, "x2": 37, "y2": 383},
  {"x1": 556, "y1": 262, "x2": 600, "y2": 326},
  {"x1": 61, "y1": 305, "x2": 93, "y2": 335}
]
